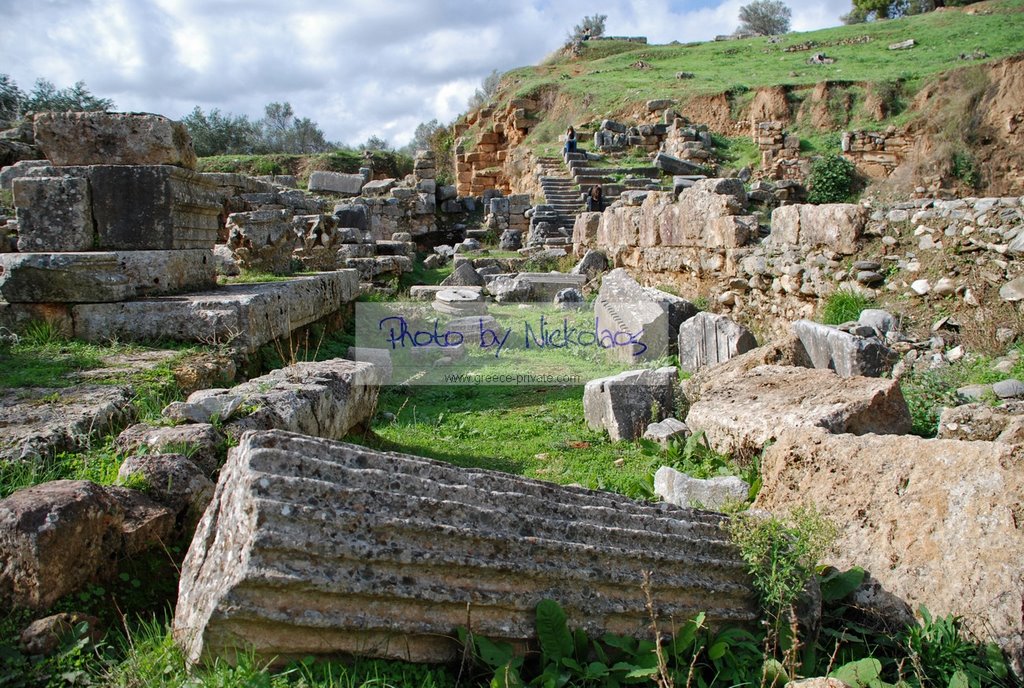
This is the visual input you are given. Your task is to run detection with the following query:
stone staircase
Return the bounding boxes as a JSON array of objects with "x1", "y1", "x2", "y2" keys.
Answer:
[{"x1": 530, "y1": 155, "x2": 585, "y2": 249}]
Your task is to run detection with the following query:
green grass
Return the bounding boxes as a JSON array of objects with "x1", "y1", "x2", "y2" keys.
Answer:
[
  {"x1": 485, "y1": 0, "x2": 1024, "y2": 155},
  {"x1": 358, "y1": 385, "x2": 667, "y2": 498},
  {"x1": 197, "y1": 149, "x2": 413, "y2": 185},
  {"x1": 820, "y1": 288, "x2": 877, "y2": 325}
]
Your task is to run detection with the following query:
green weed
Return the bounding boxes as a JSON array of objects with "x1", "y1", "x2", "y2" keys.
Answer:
[{"x1": 820, "y1": 288, "x2": 876, "y2": 325}]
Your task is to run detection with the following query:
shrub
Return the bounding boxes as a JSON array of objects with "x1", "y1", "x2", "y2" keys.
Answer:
[
  {"x1": 951, "y1": 151, "x2": 979, "y2": 188},
  {"x1": 807, "y1": 153, "x2": 857, "y2": 204},
  {"x1": 820, "y1": 288, "x2": 875, "y2": 325},
  {"x1": 738, "y1": 0, "x2": 792, "y2": 35}
]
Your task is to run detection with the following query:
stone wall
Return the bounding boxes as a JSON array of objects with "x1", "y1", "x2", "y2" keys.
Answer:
[
  {"x1": 453, "y1": 99, "x2": 537, "y2": 197},
  {"x1": 841, "y1": 128, "x2": 915, "y2": 179}
]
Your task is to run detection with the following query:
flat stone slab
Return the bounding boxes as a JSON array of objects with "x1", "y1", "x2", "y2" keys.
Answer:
[
  {"x1": 409, "y1": 285, "x2": 482, "y2": 301},
  {"x1": 791, "y1": 320, "x2": 897, "y2": 377},
  {"x1": 33, "y1": 112, "x2": 197, "y2": 168},
  {"x1": 71, "y1": 271, "x2": 359, "y2": 354},
  {"x1": 685, "y1": 364, "x2": 912, "y2": 458},
  {"x1": 0, "y1": 250, "x2": 216, "y2": 303},
  {"x1": 515, "y1": 272, "x2": 587, "y2": 300},
  {"x1": 174, "y1": 430, "x2": 756, "y2": 667},
  {"x1": 594, "y1": 268, "x2": 669, "y2": 362},
  {"x1": 0, "y1": 385, "x2": 136, "y2": 462},
  {"x1": 308, "y1": 171, "x2": 364, "y2": 195}
]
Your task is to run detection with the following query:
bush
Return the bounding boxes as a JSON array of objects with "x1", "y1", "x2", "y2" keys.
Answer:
[
  {"x1": 821, "y1": 288, "x2": 875, "y2": 325},
  {"x1": 807, "y1": 153, "x2": 857, "y2": 204}
]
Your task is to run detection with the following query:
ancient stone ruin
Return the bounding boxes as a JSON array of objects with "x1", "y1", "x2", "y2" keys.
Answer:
[{"x1": 174, "y1": 430, "x2": 757, "y2": 666}]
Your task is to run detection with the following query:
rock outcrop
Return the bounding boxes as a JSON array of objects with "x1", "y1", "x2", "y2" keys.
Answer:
[
  {"x1": 32, "y1": 112, "x2": 198, "y2": 169},
  {"x1": 685, "y1": 365, "x2": 911, "y2": 457},
  {"x1": 756, "y1": 428, "x2": 1024, "y2": 676},
  {"x1": 175, "y1": 430, "x2": 756, "y2": 667}
]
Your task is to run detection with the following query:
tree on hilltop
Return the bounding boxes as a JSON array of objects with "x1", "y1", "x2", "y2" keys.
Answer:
[
  {"x1": 571, "y1": 14, "x2": 607, "y2": 40},
  {"x1": 737, "y1": 0, "x2": 792, "y2": 35},
  {"x1": 467, "y1": 69, "x2": 502, "y2": 110},
  {"x1": 842, "y1": 0, "x2": 982, "y2": 22}
]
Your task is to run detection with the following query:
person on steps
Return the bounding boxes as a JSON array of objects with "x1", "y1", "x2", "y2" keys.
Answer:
[
  {"x1": 587, "y1": 184, "x2": 603, "y2": 212},
  {"x1": 564, "y1": 126, "x2": 577, "y2": 155}
]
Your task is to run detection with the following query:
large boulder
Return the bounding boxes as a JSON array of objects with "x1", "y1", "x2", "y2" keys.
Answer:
[
  {"x1": 769, "y1": 204, "x2": 866, "y2": 255},
  {"x1": 677, "y1": 312, "x2": 758, "y2": 373},
  {"x1": 683, "y1": 334, "x2": 815, "y2": 403},
  {"x1": 583, "y1": 367, "x2": 679, "y2": 441},
  {"x1": 756, "y1": 428, "x2": 1024, "y2": 676},
  {"x1": 33, "y1": 112, "x2": 197, "y2": 169},
  {"x1": 0, "y1": 480, "x2": 173, "y2": 609},
  {"x1": 684, "y1": 365, "x2": 911, "y2": 458},
  {"x1": 791, "y1": 320, "x2": 898, "y2": 377},
  {"x1": 117, "y1": 454, "x2": 214, "y2": 531},
  {"x1": 174, "y1": 430, "x2": 756, "y2": 667}
]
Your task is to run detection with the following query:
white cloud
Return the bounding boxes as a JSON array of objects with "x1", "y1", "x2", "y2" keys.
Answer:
[{"x1": 0, "y1": 0, "x2": 850, "y2": 146}]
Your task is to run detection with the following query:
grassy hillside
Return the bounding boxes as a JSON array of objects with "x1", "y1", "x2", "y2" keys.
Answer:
[{"x1": 489, "y1": 0, "x2": 1024, "y2": 147}]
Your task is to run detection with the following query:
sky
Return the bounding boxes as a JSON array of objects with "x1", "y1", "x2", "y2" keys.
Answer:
[{"x1": 0, "y1": 0, "x2": 851, "y2": 148}]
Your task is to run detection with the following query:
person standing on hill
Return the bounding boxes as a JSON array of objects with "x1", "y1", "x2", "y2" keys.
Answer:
[
  {"x1": 564, "y1": 126, "x2": 577, "y2": 154},
  {"x1": 587, "y1": 184, "x2": 603, "y2": 212}
]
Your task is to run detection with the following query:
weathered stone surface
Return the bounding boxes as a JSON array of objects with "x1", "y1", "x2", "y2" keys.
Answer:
[
  {"x1": 221, "y1": 359, "x2": 379, "y2": 440},
  {"x1": 584, "y1": 367, "x2": 679, "y2": 441},
  {"x1": 937, "y1": 403, "x2": 1024, "y2": 444},
  {"x1": 653, "y1": 152, "x2": 707, "y2": 176},
  {"x1": 347, "y1": 347, "x2": 393, "y2": 385},
  {"x1": 311, "y1": 171, "x2": 364, "y2": 195},
  {"x1": 570, "y1": 249, "x2": 608, "y2": 280},
  {"x1": 769, "y1": 204, "x2": 866, "y2": 255},
  {"x1": 594, "y1": 268, "x2": 670, "y2": 361},
  {"x1": 440, "y1": 262, "x2": 485, "y2": 288},
  {"x1": 596, "y1": 183, "x2": 753, "y2": 250},
  {"x1": 33, "y1": 112, "x2": 197, "y2": 168},
  {"x1": 756, "y1": 428, "x2": 1024, "y2": 675},
  {"x1": 553, "y1": 287, "x2": 585, "y2": 309},
  {"x1": 0, "y1": 250, "x2": 216, "y2": 303},
  {"x1": 858, "y1": 308, "x2": 897, "y2": 336},
  {"x1": 13, "y1": 176, "x2": 94, "y2": 251},
  {"x1": 72, "y1": 271, "x2": 358, "y2": 353},
  {"x1": 105, "y1": 484, "x2": 176, "y2": 555},
  {"x1": 791, "y1": 320, "x2": 897, "y2": 377},
  {"x1": 226, "y1": 210, "x2": 297, "y2": 274},
  {"x1": 682, "y1": 335, "x2": 814, "y2": 402},
  {"x1": 571, "y1": 212, "x2": 602, "y2": 252},
  {"x1": 677, "y1": 312, "x2": 758, "y2": 373},
  {"x1": 20, "y1": 612, "x2": 104, "y2": 655},
  {"x1": 685, "y1": 365, "x2": 911, "y2": 458},
  {"x1": 174, "y1": 430, "x2": 756, "y2": 666},
  {"x1": 0, "y1": 480, "x2": 173, "y2": 609},
  {"x1": 654, "y1": 467, "x2": 749, "y2": 511},
  {"x1": 993, "y1": 378, "x2": 1024, "y2": 399},
  {"x1": 643, "y1": 417, "x2": 690, "y2": 447},
  {"x1": 164, "y1": 391, "x2": 243, "y2": 425},
  {"x1": 117, "y1": 454, "x2": 214, "y2": 530},
  {"x1": 514, "y1": 272, "x2": 587, "y2": 300},
  {"x1": 115, "y1": 423, "x2": 225, "y2": 476},
  {"x1": 409, "y1": 284, "x2": 481, "y2": 301},
  {"x1": 25, "y1": 165, "x2": 222, "y2": 250},
  {"x1": 0, "y1": 159, "x2": 51, "y2": 191},
  {"x1": 0, "y1": 385, "x2": 136, "y2": 462}
]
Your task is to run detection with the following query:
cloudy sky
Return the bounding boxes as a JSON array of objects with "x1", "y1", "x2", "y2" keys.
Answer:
[{"x1": 0, "y1": 0, "x2": 850, "y2": 147}]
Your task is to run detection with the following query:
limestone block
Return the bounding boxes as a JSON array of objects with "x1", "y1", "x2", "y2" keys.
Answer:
[
  {"x1": 76, "y1": 165, "x2": 221, "y2": 250},
  {"x1": 33, "y1": 112, "x2": 197, "y2": 168},
  {"x1": 685, "y1": 365, "x2": 911, "y2": 458},
  {"x1": 0, "y1": 159, "x2": 52, "y2": 191},
  {"x1": 222, "y1": 359, "x2": 380, "y2": 440},
  {"x1": 677, "y1": 312, "x2": 758, "y2": 373},
  {"x1": 347, "y1": 347, "x2": 393, "y2": 385},
  {"x1": 570, "y1": 249, "x2": 608, "y2": 280},
  {"x1": 174, "y1": 430, "x2": 755, "y2": 666},
  {"x1": 117, "y1": 454, "x2": 214, "y2": 531},
  {"x1": 0, "y1": 480, "x2": 173, "y2": 609},
  {"x1": 584, "y1": 367, "x2": 679, "y2": 441},
  {"x1": 791, "y1": 320, "x2": 897, "y2": 377},
  {"x1": 0, "y1": 250, "x2": 216, "y2": 303},
  {"x1": 13, "y1": 176, "x2": 94, "y2": 251},
  {"x1": 515, "y1": 272, "x2": 587, "y2": 301},
  {"x1": 653, "y1": 152, "x2": 706, "y2": 176},
  {"x1": 937, "y1": 403, "x2": 1024, "y2": 444},
  {"x1": 643, "y1": 417, "x2": 690, "y2": 448},
  {"x1": 757, "y1": 428, "x2": 1024, "y2": 676},
  {"x1": 0, "y1": 385, "x2": 136, "y2": 462},
  {"x1": 594, "y1": 268, "x2": 670, "y2": 362},
  {"x1": 72, "y1": 271, "x2": 359, "y2": 354},
  {"x1": 654, "y1": 467, "x2": 749, "y2": 510},
  {"x1": 769, "y1": 204, "x2": 866, "y2": 254},
  {"x1": 310, "y1": 171, "x2": 364, "y2": 195},
  {"x1": 116, "y1": 423, "x2": 225, "y2": 477},
  {"x1": 226, "y1": 210, "x2": 297, "y2": 274}
]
